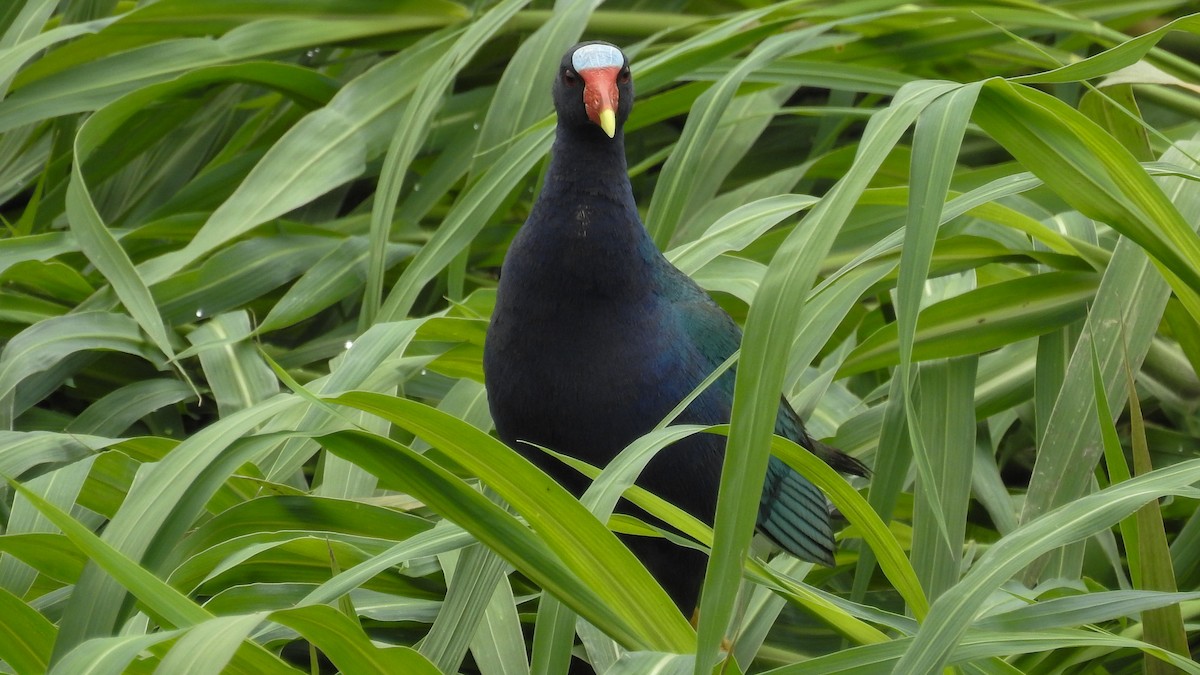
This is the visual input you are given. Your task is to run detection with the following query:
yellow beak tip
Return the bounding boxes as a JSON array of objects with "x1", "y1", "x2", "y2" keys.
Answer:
[{"x1": 599, "y1": 109, "x2": 616, "y2": 138}]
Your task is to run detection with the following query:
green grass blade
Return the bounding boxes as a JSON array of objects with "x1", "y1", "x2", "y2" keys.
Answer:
[
  {"x1": 697, "y1": 80, "x2": 952, "y2": 673},
  {"x1": 0, "y1": 584, "x2": 55, "y2": 674},
  {"x1": 976, "y1": 80, "x2": 1200, "y2": 321},
  {"x1": 894, "y1": 459, "x2": 1200, "y2": 674},
  {"x1": 186, "y1": 312, "x2": 278, "y2": 416},
  {"x1": 5, "y1": 476, "x2": 211, "y2": 627},
  {"x1": 271, "y1": 604, "x2": 440, "y2": 674},
  {"x1": 841, "y1": 271, "x2": 1097, "y2": 375},
  {"x1": 1126, "y1": 350, "x2": 1191, "y2": 670},
  {"x1": 52, "y1": 396, "x2": 298, "y2": 659},
  {"x1": 363, "y1": 0, "x2": 529, "y2": 326},
  {"x1": 975, "y1": 590, "x2": 1200, "y2": 632},
  {"x1": 315, "y1": 427, "x2": 675, "y2": 652},
  {"x1": 0, "y1": 312, "x2": 161, "y2": 426},
  {"x1": 470, "y1": 0, "x2": 596, "y2": 174},
  {"x1": 65, "y1": 379, "x2": 195, "y2": 436},
  {"x1": 910, "y1": 357, "x2": 978, "y2": 602},
  {"x1": 378, "y1": 123, "x2": 554, "y2": 321},
  {"x1": 1018, "y1": 139, "x2": 1200, "y2": 578},
  {"x1": 323, "y1": 392, "x2": 696, "y2": 652}
]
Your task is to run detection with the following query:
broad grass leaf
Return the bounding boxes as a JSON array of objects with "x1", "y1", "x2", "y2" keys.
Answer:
[
  {"x1": 364, "y1": 0, "x2": 530, "y2": 325},
  {"x1": 50, "y1": 631, "x2": 182, "y2": 675},
  {"x1": 257, "y1": 237, "x2": 415, "y2": 334},
  {"x1": 52, "y1": 398, "x2": 299, "y2": 659},
  {"x1": 2, "y1": 2, "x2": 465, "y2": 132},
  {"x1": 186, "y1": 312, "x2": 278, "y2": 416},
  {"x1": 700, "y1": 80, "x2": 955, "y2": 671},
  {"x1": 666, "y1": 194, "x2": 819, "y2": 275},
  {"x1": 177, "y1": 495, "x2": 431, "y2": 563},
  {"x1": 894, "y1": 459, "x2": 1200, "y2": 674},
  {"x1": 910, "y1": 357, "x2": 977, "y2": 602},
  {"x1": 0, "y1": 231, "x2": 77, "y2": 276},
  {"x1": 1127, "y1": 349, "x2": 1190, "y2": 669},
  {"x1": 0, "y1": 585, "x2": 54, "y2": 674},
  {"x1": 975, "y1": 80, "x2": 1200, "y2": 320},
  {"x1": 322, "y1": 392, "x2": 696, "y2": 652},
  {"x1": 271, "y1": 605, "x2": 441, "y2": 674},
  {"x1": 6, "y1": 477, "x2": 297, "y2": 673},
  {"x1": 154, "y1": 613, "x2": 267, "y2": 675},
  {"x1": 153, "y1": 235, "x2": 336, "y2": 325},
  {"x1": 841, "y1": 271, "x2": 1098, "y2": 375},
  {"x1": 0, "y1": 312, "x2": 161, "y2": 426},
  {"x1": 1019, "y1": 140, "x2": 1200, "y2": 578},
  {"x1": 974, "y1": 590, "x2": 1200, "y2": 632},
  {"x1": 315, "y1": 427, "x2": 683, "y2": 652}
]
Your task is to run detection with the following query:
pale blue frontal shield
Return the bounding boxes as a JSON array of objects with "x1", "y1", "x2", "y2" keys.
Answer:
[{"x1": 571, "y1": 43, "x2": 623, "y2": 72}]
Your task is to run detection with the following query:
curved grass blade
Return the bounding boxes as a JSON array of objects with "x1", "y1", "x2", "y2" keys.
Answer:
[
  {"x1": 362, "y1": 0, "x2": 530, "y2": 326},
  {"x1": 271, "y1": 604, "x2": 440, "y2": 674},
  {"x1": 5, "y1": 476, "x2": 292, "y2": 672},
  {"x1": 841, "y1": 271, "x2": 1098, "y2": 375},
  {"x1": 0, "y1": 585, "x2": 54, "y2": 674},
  {"x1": 697, "y1": 79, "x2": 955, "y2": 673},
  {"x1": 323, "y1": 392, "x2": 695, "y2": 652},
  {"x1": 315, "y1": 427, "x2": 683, "y2": 652},
  {"x1": 378, "y1": 123, "x2": 554, "y2": 321},
  {"x1": 0, "y1": 311, "x2": 161, "y2": 427},
  {"x1": 894, "y1": 459, "x2": 1200, "y2": 674}
]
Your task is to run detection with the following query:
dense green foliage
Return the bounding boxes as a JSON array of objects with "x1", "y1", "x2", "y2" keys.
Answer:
[{"x1": 1, "y1": 1, "x2": 1199, "y2": 673}]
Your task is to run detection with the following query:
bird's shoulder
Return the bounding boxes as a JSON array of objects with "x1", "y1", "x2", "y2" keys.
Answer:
[
  {"x1": 655, "y1": 262, "x2": 742, "y2": 366},
  {"x1": 653, "y1": 260, "x2": 822, "y2": 446}
]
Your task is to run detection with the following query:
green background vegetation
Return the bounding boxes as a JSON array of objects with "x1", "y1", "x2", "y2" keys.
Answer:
[{"x1": 1, "y1": 0, "x2": 1199, "y2": 673}]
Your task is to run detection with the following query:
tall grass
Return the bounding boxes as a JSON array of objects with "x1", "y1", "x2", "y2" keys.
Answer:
[{"x1": 1, "y1": 1, "x2": 1198, "y2": 673}]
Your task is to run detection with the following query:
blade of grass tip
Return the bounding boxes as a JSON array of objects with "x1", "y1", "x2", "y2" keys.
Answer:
[
  {"x1": 1016, "y1": 137, "x2": 1200, "y2": 582},
  {"x1": 1124, "y1": 338, "x2": 1190, "y2": 670},
  {"x1": 2, "y1": 477, "x2": 210, "y2": 629},
  {"x1": 696, "y1": 79, "x2": 955, "y2": 675},
  {"x1": 1091, "y1": 338, "x2": 1138, "y2": 583},
  {"x1": 67, "y1": 142, "x2": 187, "y2": 388},
  {"x1": 259, "y1": 346, "x2": 355, "y2": 426},
  {"x1": 362, "y1": 0, "x2": 530, "y2": 328},
  {"x1": 894, "y1": 459, "x2": 1200, "y2": 674},
  {"x1": 470, "y1": 0, "x2": 597, "y2": 176},
  {"x1": 898, "y1": 82, "x2": 980, "y2": 571},
  {"x1": 852, "y1": 375, "x2": 911, "y2": 607},
  {"x1": 910, "y1": 356, "x2": 978, "y2": 603}
]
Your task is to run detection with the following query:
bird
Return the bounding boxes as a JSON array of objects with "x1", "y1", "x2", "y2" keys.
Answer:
[{"x1": 482, "y1": 41, "x2": 869, "y2": 616}]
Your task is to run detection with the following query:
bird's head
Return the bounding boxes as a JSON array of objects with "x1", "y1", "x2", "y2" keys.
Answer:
[{"x1": 553, "y1": 41, "x2": 633, "y2": 139}]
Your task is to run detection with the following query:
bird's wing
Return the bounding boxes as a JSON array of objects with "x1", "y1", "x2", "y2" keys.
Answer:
[{"x1": 668, "y1": 276, "x2": 837, "y2": 565}]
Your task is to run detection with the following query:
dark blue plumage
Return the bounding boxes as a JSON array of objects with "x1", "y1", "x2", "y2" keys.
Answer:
[{"x1": 483, "y1": 42, "x2": 868, "y2": 613}]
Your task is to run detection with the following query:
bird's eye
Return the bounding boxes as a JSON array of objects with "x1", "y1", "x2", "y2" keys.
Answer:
[
  {"x1": 618, "y1": 68, "x2": 631, "y2": 84},
  {"x1": 562, "y1": 69, "x2": 578, "y2": 86}
]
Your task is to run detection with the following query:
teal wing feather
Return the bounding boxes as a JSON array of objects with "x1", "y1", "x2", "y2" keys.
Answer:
[
  {"x1": 668, "y1": 272, "x2": 842, "y2": 565},
  {"x1": 761, "y1": 404, "x2": 836, "y2": 565}
]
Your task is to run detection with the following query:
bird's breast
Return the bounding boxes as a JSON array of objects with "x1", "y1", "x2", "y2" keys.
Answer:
[{"x1": 484, "y1": 299, "x2": 689, "y2": 460}]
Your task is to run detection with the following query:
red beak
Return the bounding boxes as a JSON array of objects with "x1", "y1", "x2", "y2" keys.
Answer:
[{"x1": 578, "y1": 66, "x2": 620, "y2": 137}]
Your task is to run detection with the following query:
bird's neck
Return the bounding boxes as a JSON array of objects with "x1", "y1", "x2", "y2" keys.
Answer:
[{"x1": 519, "y1": 125, "x2": 661, "y2": 298}]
